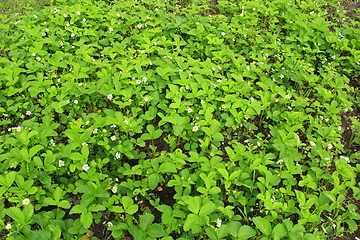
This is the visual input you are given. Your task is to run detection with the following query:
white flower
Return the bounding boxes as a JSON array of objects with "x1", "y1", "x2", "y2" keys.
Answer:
[
  {"x1": 22, "y1": 198, "x2": 30, "y2": 205},
  {"x1": 5, "y1": 223, "x2": 11, "y2": 230},
  {"x1": 26, "y1": 111, "x2": 32, "y2": 116},
  {"x1": 93, "y1": 128, "x2": 98, "y2": 134},
  {"x1": 74, "y1": 100, "x2": 78, "y2": 104},
  {"x1": 285, "y1": 95, "x2": 291, "y2": 99},
  {"x1": 82, "y1": 164, "x2": 90, "y2": 172},
  {"x1": 310, "y1": 141, "x2": 316, "y2": 147},
  {"x1": 110, "y1": 124, "x2": 116, "y2": 128},
  {"x1": 221, "y1": 104, "x2": 227, "y2": 109},
  {"x1": 58, "y1": 160, "x2": 65, "y2": 167},
  {"x1": 70, "y1": 33, "x2": 75, "y2": 37},
  {"x1": 36, "y1": 57, "x2": 41, "y2": 61},
  {"x1": 76, "y1": 11, "x2": 81, "y2": 15},
  {"x1": 136, "y1": 79, "x2": 142, "y2": 84},
  {"x1": 217, "y1": 79, "x2": 222, "y2": 83},
  {"x1": 110, "y1": 135, "x2": 116, "y2": 141},
  {"x1": 216, "y1": 218, "x2": 222, "y2": 228},
  {"x1": 111, "y1": 186, "x2": 117, "y2": 193},
  {"x1": 107, "y1": 94, "x2": 113, "y2": 100},
  {"x1": 82, "y1": 142, "x2": 88, "y2": 147},
  {"x1": 106, "y1": 222, "x2": 113, "y2": 227},
  {"x1": 288, "y1": 106, "x2": 292, "y2": 110},
  {"x1": 115, "y1": 152, "x2": 121, "y2": 159},
  {"x1": 63, "y1": 14, "x2": 68, "y2": 17},
  {"x1": 60, "y1": 41, "x2": 64, "y2": 46},
  {"x1": 42, "y1": 32, "x2": 46, "y2": 36},
  {"x1": 137, "y1": 24, "x2": 142, "y2": 29},
  {"x1": 142, "y1": 77, "x2": 148, "y2": 82},
  {"x1": 102, "y1": 129, "x2": 107, "y2": 133},
  {"x1": 78, "y1": 83, "x2": 82, "y2": 86},
  {"x1": 109, "y1": 27, "x2": 114, "y2": 32},
  {"x1": 45, "y1": 28, "x2": 49, "y2": 32},
  {"x1": 328, "y1": 143, "x2": 333, "y2": 149},
  {"x1": 66, "y1": 99, "x2": 70, "y2": 104},
  {"x1": 277, "y1": 159, "x2": 284, "y2": 164},
  {"x1": 192, "y1": 126, "x2": 199, "y2": 132},
  {"x1": 221, "y1": 32, "x2": 225, "y2": 36},
  {"x1": 148, "y1": 61, "x2": 153, "y2": 65},
  {"x1": 187, "y1": 108, "x2": 193, "y2": 113},
  {"x1": 33, "y1": 15, "x2": 38, "y2": 18},
  {"x1": 279, "y1": 74, "x2": 284, "y2": 79},
  {"x1": 117, "y1": 13, "x2": 121, "y2": 17},
  {"x1": 123, "y1": 120, "x2": 129, "y2": 125},
  {"x1": 246, "y1": 66, "x2": 250, "y2": 71},
  {"x1": 85, "y1": 121, "x2": 90, "y2": 125},
  {"x1": 15, "y1": 126, "x2": 21, "y2": 132},
  {"x1": 66, "y1": 23, "x2": 70, "y2": 27},
  {"x1": 82, "y1": 18, "x2": 86, "y2": 22},
  {"x1": 144, "y1": 96, "x2": 149, "y2": 102}
]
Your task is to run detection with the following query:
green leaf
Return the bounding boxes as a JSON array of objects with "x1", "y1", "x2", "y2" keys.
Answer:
[
  {"x1": 158, "y1": 162, "x2": 177, "y2": 173},
  {"x1": 121, "y1": 196, "x2": 133, "y2": 208},
  {"x1": 344, "y1": 219, "x2": 357, "y2": 232},
  {"x1": 199, "y1": 201, "x2": 217, "y2": 216},
  {"x1": 89, "y1": 204, "x2": 106, "y2": 212},
  {"x1": 5, "y1": 171, "x2": 16, "y2": 187},
  {"x1": 122, "y1": 196, "x2": 138, "y2": 214},
  {"x1": 139, "y1": 213, "x2": 154, "y2": 231},
  {"x1": 6, "y1": 207, "x2": 25, "y2": 224},
  {"x1": 156, "y1": 205, "x2": 172, "y2": 214},
  {"x1": 253, "y1": 217, "x2": 272, "y2": 236},
  {"x1": 80, "y1": 211, "x2": 93, "y2": 229},
  {"x1": 58, "y1": 200, "x2": 71, "y2": 209},
  {"x1": 205, "y1": 227, "x2": 217, "y2": 240},
  {"x1": 148, "y1": 173, "x2": 159, "y2": 190},
  {"x1": 69, "y1": 204, "x2": 87, "y2": 214},
  {"x1": 212, "y1": 132, "x2": 224, "y2": 142},
  {"x1": 217, "y1": 224, "x2": 229, "y2": 239},
  {"x1": 53, "y1": 187, "x2": 63, "y2": 202},
  {"x1": 183, "y1": 214, "x2": 199, "y2": 231},
  {"x1": 182, "y1": 196, "x2": 201, "y2": 214},
  {"x1": 126, "y1": 205, "x2": 139, "y2": 215},
  {"x1": 272, "y1": 223, "x2": 287, "y2": 238},
  {"x1": 238, "y1": 225, "x2": 257, "y2": 239},
  {"x1": 29, "y1": 145, "x2": 44, "y2": 159},
  {"x1": 109, "y1": 206, "x2": 124, "y2": 213},
  {"x1": 43, "y1": 197, "x2": 57, "y2": 206},
  {"x1": 69, "y1": 152, "x2": 84, "y2": 161},
  {"x1": 209, "y1": 187, "x2": 221, "y2": 195},
  {"x1": 229, "y1": 222, "x2": 256, "y2": 239},
  {"x1": 153, "y1": 129, "x2": 163, "y2": 139},
  {"x1": 146, "y1": 224, "x2": 165, "y2": 238},
  {"x1": 81, "y1": 146, "x2": 89, "y2": 159}
]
